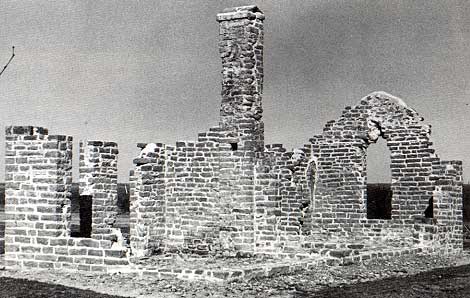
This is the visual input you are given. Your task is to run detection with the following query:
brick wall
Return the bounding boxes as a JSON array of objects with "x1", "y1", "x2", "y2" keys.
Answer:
[
  {"x1": 4, "y1": 126, "x2": 128, "y2": 271},
  {"x1": 79, "y1": 141, "x2": 121, "y2": 242},
  {"x1": 129, "y1": 143, "x2": 167, "y2": 256},
  {"x1": 303, "y1": 92, "x2": 463, "y2": 254},
  {"x1": 129, "y1": 6, "x2": 266, "y2": 256},
  {"x1": 0, "y1": 5, "x2": 464, "y2": 273},
  {"x1": 429, "y1": 161, "x2": 463, "y2": 253},
  {"x1": 216, "y1": 6, "x2": 265, "y2": 253},
  {"x1": 127, "y1": 7, "x2": 463, "y2": 259}
]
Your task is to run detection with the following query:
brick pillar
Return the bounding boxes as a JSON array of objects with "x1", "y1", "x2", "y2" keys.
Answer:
[
  {"x1": 129, "y1": 143, "x2": 166, "y2": 257},
  {"x1": 214, "y1": 6, "x2": 265, "y2": 254},
  {"x1": 433, "y1": 160, "x2": 463, "y2": 252},
  {"x1": 4, "y1": 126, "x2": 72, "y2": 268},
  {"x1": 79, "y1": 141, "x2": 119, "y2": 241},
  {"x1": 217, "y1": 5, "x2": 265, "y2": 152}
]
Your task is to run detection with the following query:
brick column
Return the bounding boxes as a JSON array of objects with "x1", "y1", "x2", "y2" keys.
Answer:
[
  {"x1": 214, "y1": 6, "x2": 265, "y2": 254},
  {"x1": 129, "y1": 143, "x2": 166, "y2": 257},
  {"x1": 4, "y1": 126, "x2": 72, "y2": 268},
  {"x1": 79, "y1": 141, "x2": 119, "y2": 241},
  {"x1": 217, "y1": 5, "x2": 265, "y2": 152},
  {"x1": 433, "y1": 160, "x2": 463, "y2": 252}
]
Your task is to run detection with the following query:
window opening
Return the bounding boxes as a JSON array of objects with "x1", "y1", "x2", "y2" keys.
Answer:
[
  {"x1": 366, "y1": 138, "x2": 392, "y2": 219},
  {"x1": 117, "y1": 183, "x2": 130, "y2": 244},
  {"x1": 70, "y1": 182, "x2": 92, "y2": 238}
]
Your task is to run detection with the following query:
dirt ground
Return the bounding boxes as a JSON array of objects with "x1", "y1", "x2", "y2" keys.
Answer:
[
  {"x1": 0, "y1": 277, "x2": 123, "y2": 298},
  {"x1": 306, "y1": 264, "x2": 470, "y2": 298},
  {"x1": 1, "y1": 252, "x2": 470, "y2": 297}
]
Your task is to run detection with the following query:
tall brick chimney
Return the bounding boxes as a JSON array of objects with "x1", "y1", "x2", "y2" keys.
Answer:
[{"x1": 216, "y1": 6, "x2": 264, "y2": 151}]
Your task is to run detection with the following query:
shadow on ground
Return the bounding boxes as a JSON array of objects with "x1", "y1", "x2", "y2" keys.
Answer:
[
  {"x1": 0, "y1": 277, "x2": 129, "y2": 298},
  {"x1": 303, "y1": 264, "x2": 470, "y2": 298}
]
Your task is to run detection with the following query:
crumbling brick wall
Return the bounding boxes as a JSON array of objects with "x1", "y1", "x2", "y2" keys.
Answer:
[
  {"x1": 130, "y1": 137, "x2": 222, "y2": 256},
  {"x1": 0, "y1": 5, "x2": 464, "y2": 273},
  {"x1": 129, "y1": 143, "x2": 167, "y2": 256},
  {"x1": 130, "y1": 6, "x2": 266, "y2": 257},
  {"x1": 79, "y1": 141, "x2": 120, "y2": 242},
  {"x1": 309, "y1": 93, "x2": 436, "y2": 223},
  {"x1": 129, "y1": 6, "x2": 463, "y2": 258},
  {"x1": 4, "y1": 126, "x2": 128, "y2": 271},
  {"x1": 428, "y1": 161, "x2": 463, "y2": 253},
  {"x1": 303, "y1": 92, "x2": 462, "y2": 252}
]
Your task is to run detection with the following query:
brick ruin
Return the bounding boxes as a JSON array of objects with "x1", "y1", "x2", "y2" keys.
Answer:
[{"x1": 1, "y1": 6, "x2": 463, "y2": 275}]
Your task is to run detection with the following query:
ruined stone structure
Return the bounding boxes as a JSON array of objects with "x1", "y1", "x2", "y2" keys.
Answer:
[
  {"x1": 3, "y1": 127, "x2": 127, "y2": 271},
  {"x1": 0, "y1": 6, "x2": 463, "y2": 277}
]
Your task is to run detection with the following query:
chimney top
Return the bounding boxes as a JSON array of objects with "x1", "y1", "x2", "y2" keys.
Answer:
[{"x1": 216, "y1": 5, "x2": 264, "y2": 22}]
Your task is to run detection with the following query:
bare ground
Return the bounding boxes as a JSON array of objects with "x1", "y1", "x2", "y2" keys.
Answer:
[
  {"x1": 1, "y1": 252, "x2": 470, "y2": 297},
  {"x1": 302, "y1": 264, "x2": 470, "y2": 298}
]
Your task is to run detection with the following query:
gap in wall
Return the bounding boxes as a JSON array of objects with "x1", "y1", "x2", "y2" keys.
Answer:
[{"x1": 366, "y1": 137, "x2": 392, "y2": 219}]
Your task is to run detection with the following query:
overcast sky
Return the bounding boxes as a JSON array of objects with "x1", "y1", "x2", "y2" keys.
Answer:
[{"x1": 1, "y1": 0, "x2": 470, "y2": 183}]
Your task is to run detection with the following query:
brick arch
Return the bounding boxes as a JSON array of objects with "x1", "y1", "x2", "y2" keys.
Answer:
[
  {"x1": 309, "y1": 91, "x2": 436, "y2": 224},
  {"x1": 360, "y1": 93, "x2": 434, "y2": 221}
]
